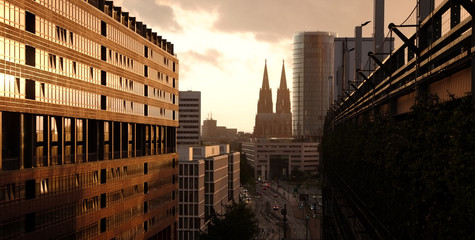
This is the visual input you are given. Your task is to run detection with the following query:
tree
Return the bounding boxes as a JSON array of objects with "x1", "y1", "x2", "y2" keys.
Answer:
[{"x1": 199, "y1": 202, "x2": 259, "y2": 240}]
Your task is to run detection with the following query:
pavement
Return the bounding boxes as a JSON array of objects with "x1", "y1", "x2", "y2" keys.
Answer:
[{"x1": 277, "y1": 183, "x2": 321, "y2": 240}]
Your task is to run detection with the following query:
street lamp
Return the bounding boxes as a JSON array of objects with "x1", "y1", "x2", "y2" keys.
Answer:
[{"x1": 355, "y1": 20, "x2": 371, "y2": 83}]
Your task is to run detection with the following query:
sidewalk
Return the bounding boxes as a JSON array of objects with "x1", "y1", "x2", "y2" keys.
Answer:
[{"x1": 278, "y1": 184, "x2": 321, "y2": 240}]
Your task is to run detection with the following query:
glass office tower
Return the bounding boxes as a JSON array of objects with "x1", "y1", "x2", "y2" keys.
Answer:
[{"x1": 292, "y1": 32, "x2": 335, "y2": 139}]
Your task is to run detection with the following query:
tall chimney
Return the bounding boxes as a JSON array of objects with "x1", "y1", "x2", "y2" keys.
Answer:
[
  {"x1": 355, "y1": 26, "x2": 362, "y2": 82},
  {"x1": 373, "y1": 0, "x2": 384, "y2": 57}
]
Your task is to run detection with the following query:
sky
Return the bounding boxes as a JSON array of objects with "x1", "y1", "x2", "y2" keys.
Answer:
[{"x1": 115, "y1": 0, "x2": 418, "y2": 133}]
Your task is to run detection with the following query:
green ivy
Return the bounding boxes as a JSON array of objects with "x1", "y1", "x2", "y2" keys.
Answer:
[{"x1": 322, "y1": 95, "x2": 475, "y2": 239}]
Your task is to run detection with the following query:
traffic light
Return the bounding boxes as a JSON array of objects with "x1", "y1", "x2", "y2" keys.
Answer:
[{"x1": 299, "y1": 203, "x2": 302, "y2": 209}]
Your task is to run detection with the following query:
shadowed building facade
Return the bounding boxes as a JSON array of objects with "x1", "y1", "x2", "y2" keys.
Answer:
[
  {"x1": 253, "y1": 61, "x2": 292, "y2": 138},
  {"x1": 177, "y1": 145, "x2": 240, "y2": 240},
  {"x1": 0, "y1": 1, "x2": 178, "y2": 239}
]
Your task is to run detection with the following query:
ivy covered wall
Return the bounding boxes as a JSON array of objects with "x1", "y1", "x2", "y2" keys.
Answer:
[{"x1": 322, "y1": 96, "x2": 475, "y2": 239}]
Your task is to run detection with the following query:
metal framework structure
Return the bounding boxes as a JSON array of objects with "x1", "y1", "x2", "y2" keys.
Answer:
[
  {"x1": 323, "y1": 1, "x2": 474, "y2": 239},
  {"x1": 327, "y1": 0, "x2": 474, "y2": 127}
]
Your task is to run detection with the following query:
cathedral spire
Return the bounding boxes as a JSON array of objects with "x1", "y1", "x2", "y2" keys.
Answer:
[
  {"x1": 279, "y1": 60, "x2": 287, "y2": 90},
  {"x1": 276, "y1": 60, "x2": 291, "y2": 114},
  {"x1": 262, "y1": 59, "x2": 270, "y2": 90},
  {"x1": 257, "y1": 60, "x2": 273, "y2": 113}
]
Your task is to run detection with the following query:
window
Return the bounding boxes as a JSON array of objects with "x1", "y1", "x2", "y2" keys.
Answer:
[
  {"x1": 59, "y1": 57, "x2": 63, "y2": 71},
  {"x1": 48, "y1": 54, "x2": 56, "y2": 68},
  {"x1": 40, "y1": 178, "x2": 48, "y2": 194}
]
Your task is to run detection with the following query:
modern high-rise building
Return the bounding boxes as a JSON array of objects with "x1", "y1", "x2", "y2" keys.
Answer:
[
  {"x1": 177, "y1": 145, "x2": 240, "y2": 240},
  {"x1": 0, "y1": 1, "x2": 179, "y2": 239},
  {"x1": 253, "y1": 61, "x2": 292, "y2": 138},
  {"x1": 292, "y1": 32, "x2": 335, "y2": 139},
  {"x1": 178, "y1": 91, "x2": 201, "y2": 146}
]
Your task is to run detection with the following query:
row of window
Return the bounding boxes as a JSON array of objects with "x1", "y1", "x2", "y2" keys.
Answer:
[
  {"x1": 180, "y1": 104, "x2": 199, "y2": 107},
  {"x1": 178, "y1": 217, "x2": 201, "y2": 230},
  {"x1": 36, "y1": 81, "x2": 101, "y2": 109},
  {"x1": 179, "y1": 115, "x2": 199, "y2": 118},
  {"x1": 106, "y1": 24, "x2": 142, "y2": 57},
  {"x1": 1, "y1": 178, "x2": 175, "y2": 238},
  {"x1": 36, "y1": 171, "x2": 99, "y2": 197},
  {"x1": 179, "y1": 177, "x2": 199, "y2": 190},
  {"x1": 180, "y1": 126, "x2": 200, "y2": 129},
  {"x1": 0, "y1": 7, "x2": 177, "y2": 98},
  {"x1": 179, "y1": 164, "x2": 201, "y2": 176},
  {"x1": 35, "y1": 17, "x2": 100, "y2": 59},
  {"x1": 0, "y1": 73, "x2": 176, "y2": 120},
  {"x1": 179, "y1": 109, "x2": 199, "y2": 112},
  {"x1": 34, "y1": 0, "x2": 176, "y2": 74},
  {"x1": 180, "y1": 98, "x2": 199, "y2": 102},
  {"x1": 35, "y1": 49, "x2": 100, "y2": 84},
  {"x1": 179, "y1": 203, "x2": 200, "y2": 217},
  {"x1": 2, "y1": 112, "x2": 177, "y2": 171},
  {"x1": 0, "y1": 0, "x2": 25, "y2": 30},
  {"x1": 35, "y1": 196, "x2": 100, "y2": 231},
  {"x1": 0, "y1": 21, "x2": 178, "y2": 106},
  {"x1": 179, "y1": 190, "x2": 199, "y2": 204},
  {"x1": 107, "y1": 96, "x2": 145, "y2": 116},
  {"x1": 105, "y1": 47, "x2": 143, "y2": 75},
  {"x1": 178, "y1": 229, "x2": 200, "y2": 240},
  {"x1": 0, "y1": 164, "x2": 142, "y2": 205},
  {"x1": 0, "y1": 36, "x2": 25, "y2": 65},
  {"x1": 36, "y1": 0, "x2": 101, "y2": 34}
]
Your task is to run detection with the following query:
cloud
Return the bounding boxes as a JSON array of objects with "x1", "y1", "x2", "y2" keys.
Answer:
[
  {"x1": 115, "y1": 0, "x2": 182, "y2": 33},
  {"x1": 154, "y1": 0, "x2": 416, "y2": 43},
  {"x1": 182, "y1": 49, "x2": 224, "y2": 69}
]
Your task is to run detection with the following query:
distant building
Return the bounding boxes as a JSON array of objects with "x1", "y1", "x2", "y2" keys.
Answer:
[
  {"x1": 177, "y1": 145, "x2": 240, "y2": 240},
  {"x1": 0, "y1": 1, "x2": 178, "y2": 239},
  {"x1": 202, "y1": 118, "x2": 237, "y2": 139},
  {"x1": 292, "y1": 32, "x2": 335, "y2": 139},
  {"x1": 242, "y1": 138, "x2": 319, "y2": 181},
  {"x1": 253, "y1": 61, "x2": 292, "y2": 138},
  {"x1": 333, "y1": 37, "x2": 373, "y2": 103},
  {"x1": 178, "y1": 91, "x2": 201, "y2": 146},
  {"x1": 333, "y1": 37, "x2": 393, "y2": 104}
]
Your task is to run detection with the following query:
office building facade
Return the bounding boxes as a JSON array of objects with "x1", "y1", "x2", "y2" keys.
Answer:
[
  {"x1": 292, "y1": 32, "x2": 335, "y2": 139},
  {"x1": 178, "y1": 91, "x2": 200, "y2": 146},
  {"x1": 242, "y1": 139, "x2": 319, "y2": 181},
  {"x1": 177, "y1": 145, "x2": 240, "y2": 240},
  {"x1": 0, "y1": 1, "x2": 178, "y2": 239}
]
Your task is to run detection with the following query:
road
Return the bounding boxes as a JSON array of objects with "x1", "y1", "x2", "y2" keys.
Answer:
[{"x1": 248, "y1": 182, "x2": 310, "y2": 240}]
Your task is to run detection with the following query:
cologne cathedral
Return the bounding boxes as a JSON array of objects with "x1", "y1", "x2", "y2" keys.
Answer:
[{"x1": 253, "y1": 61, "x2": 292, "y2": 138}]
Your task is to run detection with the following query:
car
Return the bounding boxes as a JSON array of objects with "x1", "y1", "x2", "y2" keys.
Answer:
[
  {"x1": 274, "y1": 194, "x2": 278, "y2": 198},
  {"x1": 273, "y1": 205, "x2": 279, "y2": 210}
]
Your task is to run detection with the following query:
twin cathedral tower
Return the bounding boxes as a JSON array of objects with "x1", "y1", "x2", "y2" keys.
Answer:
[{"x1": 253, "y1": 60, "x2": 292, "y2": 138}]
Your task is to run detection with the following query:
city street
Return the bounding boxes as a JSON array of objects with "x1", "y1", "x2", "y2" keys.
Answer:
[{"x1": 247, "y1": 182, "x2": 321, "y2": 240}]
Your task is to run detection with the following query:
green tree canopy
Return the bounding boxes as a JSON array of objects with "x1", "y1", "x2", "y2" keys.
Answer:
[{"x1": 199, "y1": 202, "x2": 259, "y2": 240}]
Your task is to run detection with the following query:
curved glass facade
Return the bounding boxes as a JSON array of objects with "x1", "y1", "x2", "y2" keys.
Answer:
[{"x1": 292, "y1": 32, "x2": 335, "y2": 138}]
